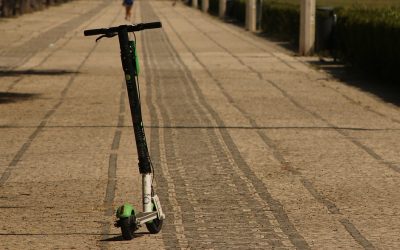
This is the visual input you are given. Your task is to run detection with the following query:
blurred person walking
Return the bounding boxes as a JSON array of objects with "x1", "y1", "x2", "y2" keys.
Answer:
[{"x1": 123, "y1": 0, "x2": 134, "y2": 21}]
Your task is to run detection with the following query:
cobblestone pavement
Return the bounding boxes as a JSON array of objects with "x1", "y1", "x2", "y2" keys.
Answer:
[{"x1": 0, "y1": 0, "x2": 399, "y2": 249}]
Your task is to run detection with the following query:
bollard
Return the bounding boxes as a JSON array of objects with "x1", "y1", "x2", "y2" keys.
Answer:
[
  {"x1": 299, "y1": 0, "x2": 316, "y2": 55},
  {"x1": 202, "y1": 0, "x2": 209, "y2": 12},
  {"x1": 219, "y1": 0, "x2": 226, "y2": 18},
  {"x1": 192, "y1": 0, "x2": 198, "y2": 8},
  {"x1": 245, "y1": 0, "x2": 256, "y2": 32}
]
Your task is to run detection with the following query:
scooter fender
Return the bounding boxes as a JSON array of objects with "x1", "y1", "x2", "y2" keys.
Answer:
[{"x1": 116, "y1": 203, "x2": 135, "y2": 219}]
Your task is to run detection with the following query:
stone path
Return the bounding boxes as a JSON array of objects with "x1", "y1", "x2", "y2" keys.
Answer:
[{"x1": 0, "y1": 0, "x2": 399, "y2": 249}]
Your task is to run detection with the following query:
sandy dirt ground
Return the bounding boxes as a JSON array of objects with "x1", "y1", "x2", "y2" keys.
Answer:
[{"x1": 0, "y1": 0, "x2": 399, "y2": 249}]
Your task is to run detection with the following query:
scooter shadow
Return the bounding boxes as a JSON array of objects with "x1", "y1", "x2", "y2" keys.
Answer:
[{"x1": 100, "y1": 232, "x2": 150, "y2": 242}]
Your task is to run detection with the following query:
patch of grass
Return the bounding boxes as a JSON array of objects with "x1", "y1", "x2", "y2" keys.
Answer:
[{"x1": 272, "y1": 0, "x2": 400, "y2": 8}]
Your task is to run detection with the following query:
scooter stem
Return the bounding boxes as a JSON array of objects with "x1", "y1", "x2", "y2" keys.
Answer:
[{"x1": 143, "y1": 173, "x2": 153, "y2": 212}]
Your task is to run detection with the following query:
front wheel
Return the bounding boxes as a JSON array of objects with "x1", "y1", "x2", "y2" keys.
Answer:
[
  {"x1": 145, "y1": 204, "x2": 163, "y2": 234},
  {"x1": 146, "y1": 217, "x2": 163, "y2": 234},
  {"x1": 120, "y1": 216, "x2": 135, "y2": 240}
]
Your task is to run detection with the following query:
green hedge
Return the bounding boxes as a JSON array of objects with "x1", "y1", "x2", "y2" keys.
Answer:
[
  {"x1": 227, "y1": 0, "x2": 246, "y2": 23},
  {"x1": 261, "y1": 1, "x2": 300, "y2": 45},
  {"x1": 336, "y1": 7, "x2": 400, "y2": 82},
  {"x1": 209, "y1": 0, "x2": 219, "y2": 15}
]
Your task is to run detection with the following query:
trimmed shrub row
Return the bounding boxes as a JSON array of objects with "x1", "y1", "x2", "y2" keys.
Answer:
[
  {"x1": 336, "y1": 7, "x2": 400, "y2": 83},
  {"x1": 226, "y1": 0, "x2": 299, "y2": 44},
  {"x1": 1, "y1": 0, "x2": 71, "y2": 17},
  {"x1": 226, "y1": 0, "x2": 245, "y2": 23},
  {"x1": 209, "y1": 0, "x2": 218, "y2": 15},
  {"x1": 261, "y1": 1, "x2": 299, "y2": 45}
]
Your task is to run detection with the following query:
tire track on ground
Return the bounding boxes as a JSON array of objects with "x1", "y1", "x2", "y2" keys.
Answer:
[
  {"x1": 141, "y1": 12, "x2": 188, "y2": 248},
  {"x1": 154, "y1": 11, "x2": 293, "y2": 249},
  {"x1": 159, "y1": 5, "x2": 379, "y2": 248},
  {"x1": 144, "y1": 2, "x2": 309, "y2": 249},
  {"x1": 143, "y1": 10, "x2": 288, "y2": 247}
]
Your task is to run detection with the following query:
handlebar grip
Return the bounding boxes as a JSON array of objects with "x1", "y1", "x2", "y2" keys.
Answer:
[
  {"x1": 84, "y1": 28, "x2": 107, "y2": 36},
  {"x1": 141, "y1": 22, "x2": 162, "y2": 30}
]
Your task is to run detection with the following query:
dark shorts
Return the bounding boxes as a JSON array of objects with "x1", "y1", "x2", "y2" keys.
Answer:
[{"x1": 123, "y1": 0, "x2": 133, "y2": 6}]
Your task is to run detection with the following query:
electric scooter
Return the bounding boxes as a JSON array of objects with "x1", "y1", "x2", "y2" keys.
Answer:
[{"x1": 84, "y1": 22, "x2": 165, "y2": 240}]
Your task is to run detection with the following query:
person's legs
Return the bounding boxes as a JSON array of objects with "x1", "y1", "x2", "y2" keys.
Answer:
[
  {"x1": 123, "y1": 0, "x2": 133, "y2": 21},
  {"x1": 125, "y1": 5, "x2": 132, "y2": 20}
]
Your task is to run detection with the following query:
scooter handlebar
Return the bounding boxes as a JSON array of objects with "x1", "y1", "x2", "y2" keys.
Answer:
[{"x1": 84, "y1": 22, "x2": 162, "y2": 36}]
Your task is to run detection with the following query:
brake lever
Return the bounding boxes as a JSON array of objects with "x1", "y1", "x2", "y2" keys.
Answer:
[{"x1": 95, "y1": 33, "x2": 117, "y2": 42}]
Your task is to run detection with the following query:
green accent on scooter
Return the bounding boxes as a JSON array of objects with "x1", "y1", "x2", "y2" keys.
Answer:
[
  {"x1": 129, "y1": 41, "x2": 140, "y2": 76},
  {"x1": 116, "y1": 204, "x2": 135, "y2": 219}
]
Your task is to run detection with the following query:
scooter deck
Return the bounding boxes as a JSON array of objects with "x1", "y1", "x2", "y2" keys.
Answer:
[{"x1": 135, "y1": 211, "x2": 158, "y2": 225}]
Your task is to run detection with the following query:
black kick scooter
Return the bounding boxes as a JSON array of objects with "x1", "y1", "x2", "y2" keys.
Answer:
[{"x1": 84, "y1": 22, "x2": 165, "y2": 240}]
